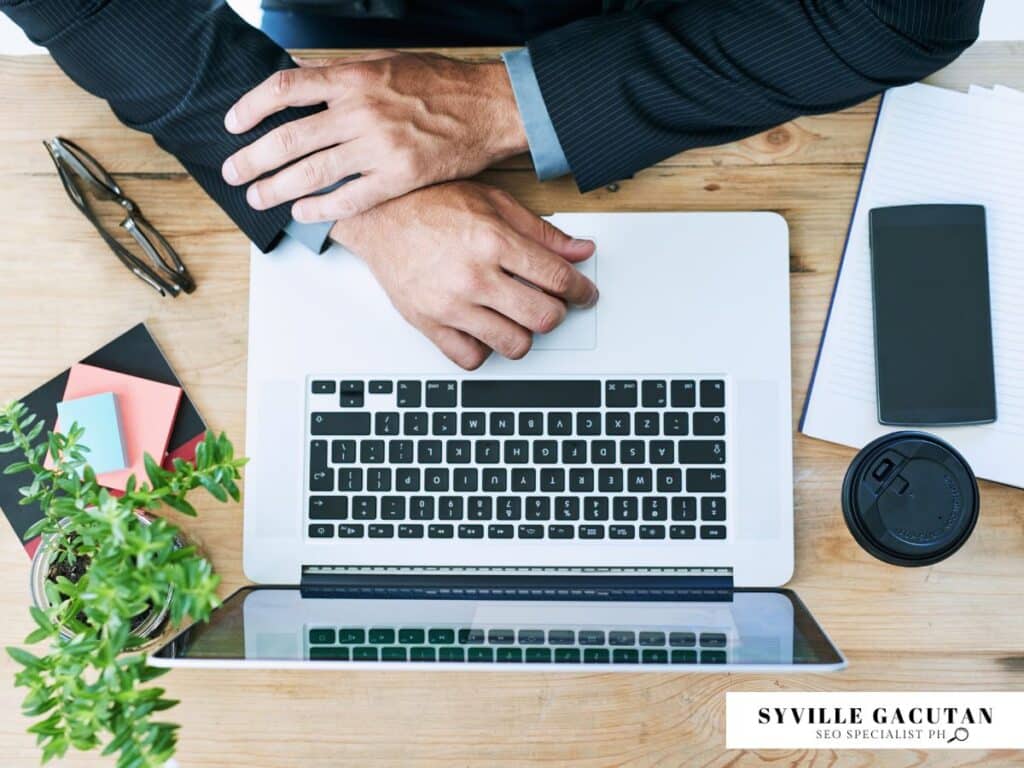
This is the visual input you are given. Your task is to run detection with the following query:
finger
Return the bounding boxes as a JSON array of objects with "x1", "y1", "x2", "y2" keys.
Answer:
[
  {"x1": 422, "y1": 322, "x2": 491, "y2": 371},
  {"x1": 246, "y1": 144, "x2": 364, "y2": 211},
  {"x1": 222, "y1": 112, "x2": 348, "y2": 186},
  {"x1": 292, "y1": 171, "x2": 398, "y2": 222},
  {"x1": 499, "y1": 234, "x2": 599, "y2": 308},
  {"x1": 489, "y1": 190, "x2": 596, "y2": 263},
  {"x1": 453, "y1": 306, "x2": 533, "y2": 361},
  {"x1": 295, "y1": 50, "x2": 400, "y2": 68},
  {"x1": 482, "y1": 275, "x2": 568, "y2": 335},
  {"x1": 225, "y1": 67, "x2": 331, "y2": 134}
]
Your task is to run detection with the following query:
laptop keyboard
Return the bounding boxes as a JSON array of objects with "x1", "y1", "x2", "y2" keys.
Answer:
[
  {"x1": 306, "y1": 624, "x2": 729, "y2": 664},
  {"x1": 306, "y1": 376, "x2": 728, "y2": 542}
]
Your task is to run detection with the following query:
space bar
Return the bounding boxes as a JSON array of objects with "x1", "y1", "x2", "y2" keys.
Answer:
[{"x1": 461, "y1": 380, "x2": 601, "y2": 408}]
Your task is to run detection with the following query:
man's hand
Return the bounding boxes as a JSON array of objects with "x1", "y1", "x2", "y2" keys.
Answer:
[
  {"x1": 331, "y1": 182, "x2": 598, "y2": 370},
  {"x1": 221, "y1": 52, "x2": 528, "y2": 223}
]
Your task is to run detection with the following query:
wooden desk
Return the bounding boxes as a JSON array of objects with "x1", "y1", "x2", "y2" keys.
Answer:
[{"x1": 1, "y1": 43, "x2": 1022, "y2": 768}]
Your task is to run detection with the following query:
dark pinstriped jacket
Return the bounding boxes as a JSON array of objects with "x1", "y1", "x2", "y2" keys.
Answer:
[{"x1": 2, "y1": 1, "x2": 984, "y2": 252}]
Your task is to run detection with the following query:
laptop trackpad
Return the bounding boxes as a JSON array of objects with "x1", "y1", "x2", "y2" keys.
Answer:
[{"x1": 531, "y1": 252, "x2": 597, "y2": 351}]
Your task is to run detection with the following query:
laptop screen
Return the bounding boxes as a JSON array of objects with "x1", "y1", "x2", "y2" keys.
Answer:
[{"x1": 150, "y1": 587, "x2": 843, "y2": 669}]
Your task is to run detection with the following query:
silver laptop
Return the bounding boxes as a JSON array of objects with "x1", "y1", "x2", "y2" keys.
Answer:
[{"x1": 149, "y1": 212, "x2": 844, "y2": 671}]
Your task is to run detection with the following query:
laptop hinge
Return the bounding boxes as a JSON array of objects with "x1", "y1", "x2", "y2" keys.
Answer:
[{"x1": 300, "y1": 565, "x2": 733, "y2": 601}]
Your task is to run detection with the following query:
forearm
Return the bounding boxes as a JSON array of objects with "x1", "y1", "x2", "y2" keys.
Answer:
[
  {"x1": 528, "y1": 0, "x2": 984, "y2": 191},
  {"x1": 1, "y1": 0, "x2": 322, "y2": 251}
]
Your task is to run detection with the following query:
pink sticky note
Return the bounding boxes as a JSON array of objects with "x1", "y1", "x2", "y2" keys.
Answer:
[{"x1": 53, "y1": 364, "x2": 182, "y2": 491}]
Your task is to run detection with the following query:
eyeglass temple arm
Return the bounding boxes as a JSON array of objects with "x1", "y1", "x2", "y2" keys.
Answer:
[{"x1": 122, "y1": 216, "x2": 195, "y2": 293}]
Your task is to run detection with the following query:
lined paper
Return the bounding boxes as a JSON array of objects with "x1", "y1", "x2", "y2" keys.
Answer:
[{"x1": 802, "y1": 83, "x2": 1024, "y2": 487}]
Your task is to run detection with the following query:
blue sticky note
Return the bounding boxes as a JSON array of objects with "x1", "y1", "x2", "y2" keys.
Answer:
[{"x1": 56, "y1": 393, "x2": 127, "y2": 474}]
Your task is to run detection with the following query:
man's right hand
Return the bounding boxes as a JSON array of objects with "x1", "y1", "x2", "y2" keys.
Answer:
[{"x1": 330, "y1": 182, "x2": 599, "y2": 370}]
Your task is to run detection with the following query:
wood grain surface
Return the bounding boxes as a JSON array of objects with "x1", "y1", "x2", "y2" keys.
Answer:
[{"x1": 0, "y1": 42, "x2": 1022, "y2": 768}]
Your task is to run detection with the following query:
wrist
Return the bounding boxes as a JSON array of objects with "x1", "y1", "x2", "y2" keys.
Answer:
[{"x1": 475, "y1": 60, "x2": 529, "y2": 161}]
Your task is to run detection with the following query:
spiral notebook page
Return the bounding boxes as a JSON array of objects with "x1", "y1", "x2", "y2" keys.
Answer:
[{"x1": 801, "y1": 83, "x2": 1024, "y2": 487}]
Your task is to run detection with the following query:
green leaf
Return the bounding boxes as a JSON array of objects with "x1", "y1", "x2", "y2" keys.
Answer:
[
  {"x1": 197, "y1": 475, "x2": 227, "y2": 503},
  {"x1": 7, "y1": 646, "x2": 41, "y2": 668},
  {"x1": 162, "y1": 495, "x2": 196, "y2": 517}
]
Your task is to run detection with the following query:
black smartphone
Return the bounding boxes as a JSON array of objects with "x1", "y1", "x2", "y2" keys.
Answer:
[{"x1": 869, "y1": 204, "x2": 996, "y2": 426}]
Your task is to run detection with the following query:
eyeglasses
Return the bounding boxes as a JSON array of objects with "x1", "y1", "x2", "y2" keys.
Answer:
[{"x1": 43, "y1": 137, "x2": 195, "y2": 297}]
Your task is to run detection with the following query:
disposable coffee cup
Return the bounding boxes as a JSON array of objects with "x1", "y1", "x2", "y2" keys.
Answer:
[{"x1": 841, "y1": 431, "x2": 979, "y2": 567}]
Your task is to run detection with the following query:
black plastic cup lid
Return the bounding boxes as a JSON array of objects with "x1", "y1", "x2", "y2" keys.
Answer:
[{"x1": 841, "y1": 431, "x2": 979, "y2": 567}]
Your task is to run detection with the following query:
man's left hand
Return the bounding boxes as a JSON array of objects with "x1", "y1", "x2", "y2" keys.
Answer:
[{"x1": 220, "y1": 52, "x2": 528, "y2": 222}]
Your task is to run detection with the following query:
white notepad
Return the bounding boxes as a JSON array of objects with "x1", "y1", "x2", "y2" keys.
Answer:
[{"x1": 801, "y1": 83, "x2": 1024, "y2": 487}]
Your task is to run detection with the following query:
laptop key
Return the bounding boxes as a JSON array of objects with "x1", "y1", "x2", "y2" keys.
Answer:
[
  {"x1": 497, "y1": 496, "x2": 522, "y2": 521},
  {"x1": 519, "y1": 412, "x2": 543, "y2": 435},
  {"x1": 701, "y1": 497, "x2": 727, "y2": 521},
  {"x1": 669, "y1": 632, "x2": 696, "y2": 647},
  {"x1": 461, "y1": 412, "x2": 486, "y2": 435},
  {"x1": 642, "y1": 649, "x2": 669, "y2": 664},
  {"x1": 650, "y1": 440, "x2": 674, "y2": 464},
  {"x1": 525, "y1": 497, "x2": 551, "y2": 521},
  {"x1": 368, "y1": 380, "x2": 393, "y2": 394},
  {"x1": 672, "y1": 649, "x2": 698, "y2": 664},
  {"x1": 368, "y1": 524, "x2": 393, "y2": 538},
  {"x1": 488, "y1": 629, "x2": 515, "y2": 644},
  {"x1": 642, "y1": 497, "x2": 668, "y2": 521},
  {"x1": 396, "y1": 381, "x2": 421, "y2": 407},
  {"x1": 428, "y1": 524, "x2": 453, "y2": 538},
  {"x1": 701, "y1": 650, "x2": 727, "y2": 664},
  {"x1": 469, "y1": 497, "x2": 493, "y2": 520},
  {"x1": 580, "y1": 525, "x2": 605, "y2": 539},
  {"x1": 410, "y1": 496, "x2": 433, "y2": 518},
  {"x1": 628, "y1": 469, "x2": 652, "y2": 492},
  {"x1": 670, "y1": 525, "x2": 696, "y2": 539},
  {"x1": 700, "y1": 632, "x2": 727, "y2": 648},
  {"x1": 338, "y1": 524, "x2": 364, "y2": 538},
  {"x1": 584, "y1": 497, "x2": 609, "y2": 521},
  {"x1": 605, "y1": 380, "x2": 638, "y2": 407},
  {"x1": 562, "y1": 439, "x2": 587, "y2": 464},
  {"x1": 578, "y1": 631, "x2": 605, "y2": 645},
  {"x1": 693, "y1": 412, "x2": 726, "y2": 436},
  {"x1": 555, "y1": 648, "x2": 581, "y2": 663},
  {"x1": 548, "y1": 630, "x2": 574, "y2": 645},
  {"x1": 634, "y1": 412, "x2": 659, "y2": 436},
  {"x1": 555, "y1": 497, "x2": 580, "y2": 521},
  {"x1": 613, "y1": 497, "x2": 639, "y2": 521},
  {"x1": 584, "y1": 648, "x2": 610, "y2": 664},
  {"x1": 700, "y1": 525, "x2": 727, "y2": 540},
  {"x1": 309, "y1": 441, "x2": 332, "y2": 491},
  {"x1": 453, "y1": 468, "x2": 478, "y2": 492},
  {"x1": 338, "y1": 468, "x2": 362, "y2": 492},
  {"x1": 670, "y1": 379, "x2": 696, "y2": 407},
  {"x1": 381, "y1": 647, "x2": 407, "y2": 662},
  {"x1": 458, "y1": 524, "x2": 484, "y2": 539},
  {"x1": 640, "y1": 525, "x2": 666, "y2": 539},
  {"x1": 396, "y1": 468, "x2": 420, "y2": 492},
  {"x1": 310, "y1": 496, "x2": 347, "y2": 520},
  {"x1": 610, "y1": 525, "x2": 635, "y2": 539},
  {"x1": 549, "y1": 525, "x2": 575, "y2": 539},
  {"x1": 642, "y1": 380, "x2": 667, "y2": 407},
  {"x1": 369, "y1": 628, "x2": 395, "y2": 644},
  {"x1": 605, "y1": 412, "x2": 631, "y2": 436},
  {"x1": 672, "y1": 497, "x2": 697, "y2": 521},
  {"x1": 483, "y1": 468, "x2": 507, "y2": 492},
  {"x1": 308, "y1": 523, "x2": 334, "y2": 538},
  {"x1": 425, "y1": 380, "x2": 457, "y2": 407},
  {"x1": 475, "y1": 440, "x2": 500, "y2": 463},
  {"x1": 591, "y1": 441, "x2": 616, "y2": 464},
  {"x1": 541, "y1": 468, "x2": 565, "y2": 492},
  {"x1": 439, "y1": 647, "x2": 464, "y2": 662},
  {"x1": 410, "y1": 647, "x2": 436, "y2": 662},
  {"x1": 533, "y1": 441, "x2": 558, "y2": 464},
  {"x1": 639, "y1": 631, "x2": 666, "y2": 646},
  {"x1": 446, "y1": 440, "x2": 471, "y2": 463},
  {"x1": 338, "y1": 628, "x2": 365, "y2": 644},
  {"x1": 375, "y1": 412, "x2": 399, "y2": 435},
  {"x1": 381, "y1": 496, "x2": 405, "y2": 519},
  {"x1": 548, "y1": 412, "x2": 572, "y2": 435},
  {"x1": 496, "y1": 648, "x2": 523, "y2": 663},
  {"x1": 526, "y1": 648, "x2": 551, "y2": 663},
  {"x1": 439, "y1": 496, "x2": 463, "y2": 520},
  {"x1": 417, "y1": 440, "x2": 442, "y2": 463},
  {"x1": 700, "y1": 380, "x2": 725, "y2": 407},
  {"x1": 599, "y1": 469, "x2": 623, "y2": 493},
  {"x1": 664, "y1": 412, "x2": 690, "y2": 436},
  {"x1": 331, "y1": 439, "x2": 356, "y2": 463},
  {"x1": 388, "y1": 440, "x2": 413, "y2": 463},
  {"x1": 352, "y1": 497, "x2": 376, "y2": 519},
  {"x1": 429, "y1": 629, "x2": 455, "y2": 644},
  {"x1": 488, "y1": 524, "x2": 514, "y2": 539},
  {"x1": 570, "y1": 468, "x2": 594, "y2": 492},
  {"x1": 468, "y1": 647, "x2": 494, "y2": 662},
  {"x1": 310, "y1": 647, "x2": 349, "y2": 661},
  {"x1": 609, "y1": 631, "x2": 635, "y2": 646},
  {"x1": 518, "y1": 524, "x2": 545, "y2": 539},
  {"x1": 504, "y1": 440, "x2": 530, "y2": 464},
  {"x1": 458, "y1": 629, "x2": 485, "y2": 644},
  {"x1": 309, "y1": 628, "x2": 336, "y2": 644},
  {"x1": 678, "y1": 440, "x2": 726, "y2": 464},
  {"x1": 311, "y1": 412, "x2": 371, "y2": 435},
  {"x1": 404, "y1": 412, "x2": 428, "y2": 436},
  {"x1": 490, "y1": 412, "x2": 515, "y2": 435},
  {"x1": 576, "y1": 412, "x2": 601, "y2": 435},
  {"x1": 657, "y1": 469, "x2": 682, "y2": 492},
  {"x1": 339, "y1": 393, "x2": 363, "y2": 408},
  {"x1": 398, "y1": 524, "x2": 424, "y2": 538},
  {"x1": 518, "y1": 629, "x2": 545, "y2": 645},
  {"x1": 687, "y1": 468, "x2": 726, "y2": 493},
  {"x1": 613, "y1": 648, "x2": 640, "y2": 664},
  {"x1": 366, "y1": 467, "x2": 391, "y2": 492},
  {"x1": 424, "y1": 468, "x2": 448, "y2": 492},
  {"x1": 312, "y1": 380, "x2": 336, "y2": 394}
]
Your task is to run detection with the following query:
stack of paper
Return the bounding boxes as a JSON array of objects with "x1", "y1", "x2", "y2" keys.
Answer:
[{"x1": 801, "y1": 82, "x2": 1024, "y2": 487}]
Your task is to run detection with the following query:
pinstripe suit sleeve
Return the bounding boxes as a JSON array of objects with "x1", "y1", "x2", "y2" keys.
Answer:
[
  {"x1": 527, "y1": 0, "x2": 984, "y2": 193},
  {"x1": 1, "y1": 0, "x2": 323, "y2": 252}
]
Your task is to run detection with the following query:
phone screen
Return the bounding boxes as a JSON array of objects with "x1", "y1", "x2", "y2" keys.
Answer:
[{"x1": 869, "y1": 204, "x2": 996, "y2": 426}]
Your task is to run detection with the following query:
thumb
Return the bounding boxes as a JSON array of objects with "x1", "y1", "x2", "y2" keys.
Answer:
[{"x1": 487, "y1": 189, "x2": 596, "y2": 262}]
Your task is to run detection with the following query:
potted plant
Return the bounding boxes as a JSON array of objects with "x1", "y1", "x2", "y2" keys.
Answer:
[{"x1": 0, "y1": 400, "x2": 245, "y2": 768}]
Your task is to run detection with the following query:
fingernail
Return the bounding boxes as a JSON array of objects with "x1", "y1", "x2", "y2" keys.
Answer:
[
  {"x1": 224, "y1": 108, "x2": 239, "y2": 132},
  {"x1": 293, "y1": 202, "x2": 310, "y2": 222},
  {"x1": 570, "y1": 238, "x2": 594, "y2": 248},
  {"x1": 222, "y1": 159, "x2": 239, "y2": 184},
  {"x1": 246, "y1": 185, "x2": 263, "y2": 209},
  {"x1": 584, "y1": 288, "x2": 600, "y2": 308}
]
